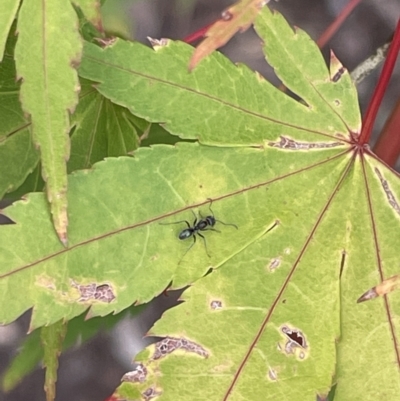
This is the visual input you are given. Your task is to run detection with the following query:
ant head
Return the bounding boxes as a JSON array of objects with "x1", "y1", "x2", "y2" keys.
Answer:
[{"x1": 205, "y1": 216, "x2": 216, "y2": 227}]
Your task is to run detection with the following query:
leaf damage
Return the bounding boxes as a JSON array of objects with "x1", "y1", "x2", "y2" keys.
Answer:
[
  {"x1": 268, "y1": 256, "x2": 281, "y2": 272},
  {"x1": 374, "y1": 167, "x2": 400, "y2": 217},
  {"x1": 210, "y1": 300, "x2": 223, "y2": 310},
  {"x1": 329, "y1": 51, "x2": 348, "y2": 83},
  {"x1": 357, "y1": 274, "x2": 400, "y2": 303},
  {"x1": 267, "y1": 367, "x2": 278, "y2": 381},
  {"x1": 268, "y1": 136, "x2": 345, "y2": 150},
  {"x1": 121, "y1": 364, "x2": 148, "y2": 383},
  {"x1": 71, "y1": 279, "x2": 116, "y2": 303},
  {"x1": 142, "y1": 387, "x2": 162, "y2": 401},
  {"x1": 152, "y1": 336, "x2": 209, "y2": 360},
  {"x1": 278, "y1": 325, "x2": 308, "y2": 360}
]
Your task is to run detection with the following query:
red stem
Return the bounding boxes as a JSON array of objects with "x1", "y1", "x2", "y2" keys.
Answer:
[
  {"x1": 372, "y1": 99, "x2": 400, "y2": 167},
  {"x1": 359, "y1": 18, "x2": 400, "y2": 145},
  {"x1": 317, "y1": 0, "x2": 362, "y2": 48},
  {"x1": 183, "y1": 22, "x2": 213, "y2": 43}
]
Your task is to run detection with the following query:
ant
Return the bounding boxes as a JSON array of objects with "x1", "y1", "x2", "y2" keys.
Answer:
[{"x1": 161, "y1": 201, "x2": 238, "y2": 261}]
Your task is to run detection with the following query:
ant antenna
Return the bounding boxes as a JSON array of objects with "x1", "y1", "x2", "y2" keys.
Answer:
[{"x1": 207, "y1": 198, "x2": 238, "y2": 229}]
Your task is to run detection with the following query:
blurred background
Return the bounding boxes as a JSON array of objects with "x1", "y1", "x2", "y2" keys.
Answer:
[{"x1": 0, "y1": 1, "x2": 399, "y2": 400}]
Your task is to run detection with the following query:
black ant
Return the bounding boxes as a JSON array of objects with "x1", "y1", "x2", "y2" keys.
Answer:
[{"x1": 161, "y1": 201, "x2": 238, "y2": 260}]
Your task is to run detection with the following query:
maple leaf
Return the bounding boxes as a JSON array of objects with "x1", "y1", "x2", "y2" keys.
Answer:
[{"x1": 2, "y1": 6, "x2": 400, "y2": 401}]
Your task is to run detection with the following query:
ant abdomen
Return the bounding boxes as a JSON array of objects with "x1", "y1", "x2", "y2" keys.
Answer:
[{"x1": 179, "y1": 228, "x2": 194, "y2": 240}]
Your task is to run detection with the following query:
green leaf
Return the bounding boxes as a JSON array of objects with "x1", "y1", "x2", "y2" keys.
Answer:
[
  {"x1": 2, "y1": 302, "x2": 145, "y2": 391},
  {"x1": 78, "y1": 9, "x2": 359, "y2": 146},
  {"x1": 0, "y1": 31, "x2": 39, "y2": 198},
  {"x1": 14, "y1": 0, "x2": 82, "y2": 244},
  {"x1": 255, "y1": 9, "x2": 360, "y2": 133},
  {"x1": 0, "y1": 0, "x2": 20, "y2": 61},
  {"x1": 41, "y1": 320, "x2": 67, "y2": 401},
  {"x1": 118, "y1": 152, "x2": 400, "y2": 400},
  {"x1": 2, "y1": 143, "x2": 301, "y2": 329},
  {"x1": 71, "y1": 0, "x2": 102, "y2": 31},
  {"x1": 68, "y1": 78, "x2": 139, "y2": 172},
  {"x1": 0, "y1": 129, "x2": 39, "y2": 197},
  {"x1": 4, "y1": 163, "x2": 44, "y2": 200}
]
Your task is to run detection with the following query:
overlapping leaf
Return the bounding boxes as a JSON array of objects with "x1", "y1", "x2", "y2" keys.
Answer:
[
  {"x1": 0, "y1": 32, "x2": 39, "y2": 197},
  {"x1": 41, "y1": 320, "x2": 67, "y2": 401},
  {"x1": 14, "y1": 0, "x2": 82, "y2": 243},
  {"x1": 189, "y1": 0, "x2": 264, "y2": 70},
  {"x1": 0, "y1": 0, "x2": 20, "y2": 61},
  {"x1": 71, "y1": 0, "x2": 103, "y2": 32},
  {"x1": 69, "y1": 78, "x2": 139, "y2": 172}
]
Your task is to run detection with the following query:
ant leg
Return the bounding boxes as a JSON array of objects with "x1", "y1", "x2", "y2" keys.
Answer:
[
  {"x1": 178, "y1": 235, "x2": 197, "y2": 265},
  {"x1": 207, "y1": 199, "x2": 238, "y2": 230},
  {"x1": 197, "y1": 232, "x2": 210, "y2": 257},
  {"x1": 215, "y1": 219, "x2": 238, "y2": 229},
  {"x1": 202, "y1": 227, "x2": 221, "y2": 233},
  {"x1": 207, "y1": 198, "x2": 215, "y2": 218},
  {"x1": 160, "y1": 220, "x2": 191, "y2": 228},
  {"x1": 189, "y1": 210, "x2": 198, "y2": 228},
  {"x1": 184, "y1": 235, "x2": 197, "y2": 256}
]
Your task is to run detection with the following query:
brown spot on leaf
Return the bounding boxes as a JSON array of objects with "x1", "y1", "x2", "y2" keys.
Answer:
[
  {"x1": 375, "y1": 168, "x2": 400, "y2": 217},
  {"x1": 142, "y1": 387, "x2": 162, "y2": 401},
  {"x1": 94, "y1": 37, "x2": 117, "y2": 47},
  {"x1": 332, "y1": 66, "x2": 346, "y2": 82},
  {"x1": 121, "y1": 363, "x2": 148, "y2": 383},
  {"x1": 267, "y1": 367, "x2": 278, "y2": 381},
  {"x1": 357, "y1": 287, "x2": 378, "y2": 303},
  {"x1": 152, "y1": 337, "x2": 209, "y2": 360},
  {"x1": 147, "y1": 37, "x2": 169, "y2": 49},
  {"x1": 268, "y1": 136, "x2": 344, "y2": 150},
  {"x1": 329, "y1": 51, "x2": 347, "y2": 82},
  {"x1": 268, "y1": 257, "x2": 281, "y2": 272},
  {"x1": 210, "y1": 300, "x2": 223, "y2": 310},
  {"x1": 71, "y1": 280, "x2": 115, "y2": 303}
]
